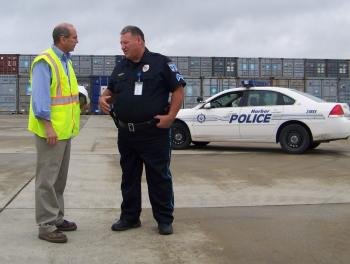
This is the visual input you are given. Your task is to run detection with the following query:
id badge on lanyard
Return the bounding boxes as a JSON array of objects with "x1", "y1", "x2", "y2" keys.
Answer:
[{"x1": 134, "y1": 72, "x2": 143, "y2": 96}]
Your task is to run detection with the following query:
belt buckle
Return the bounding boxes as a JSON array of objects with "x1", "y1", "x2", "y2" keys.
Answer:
[{"x1": 128, "y1": 123, "x2": 135, "y2": 132}]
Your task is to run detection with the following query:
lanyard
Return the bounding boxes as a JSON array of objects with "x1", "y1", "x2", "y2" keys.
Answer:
[{"x1": 136, "y1": 72, "x2": 141, "y2": 82}]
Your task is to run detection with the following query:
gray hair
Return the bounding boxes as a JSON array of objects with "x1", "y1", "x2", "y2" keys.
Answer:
[
  {"x1": 120, "y1": 25, "x2": 145, "y2": 42},
  {"x1": 52, "y1": 23, "x2": 74, "y2": 44}
]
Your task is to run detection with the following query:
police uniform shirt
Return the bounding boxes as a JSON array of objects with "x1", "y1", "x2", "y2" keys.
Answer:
[{"x1": 108, "y1": 48, "x2": 186, "y2": 123}]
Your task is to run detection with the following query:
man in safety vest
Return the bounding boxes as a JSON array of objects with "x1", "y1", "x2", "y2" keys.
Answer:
[{"x1": 28, "y1": 23, "x2": 80, "y2": 243}]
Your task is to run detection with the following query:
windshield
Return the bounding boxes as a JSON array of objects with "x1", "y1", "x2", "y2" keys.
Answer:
[{"x1": 290, "y1": 89, "x2": 325, "y2": 103}]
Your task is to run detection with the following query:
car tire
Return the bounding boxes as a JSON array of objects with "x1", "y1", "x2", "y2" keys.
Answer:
[
  {"x1": 308, "y1": 142, "x2": 321, "y2": 150},
  {"x1": 171, "y1": 122, "x2": 191, "y2": 150},
  {"x1": 279, "y1": 124, "x2": 310, "y2": 154},
  {"x1": 192, "y1": 141, "x2": 210, "y2": 147}
]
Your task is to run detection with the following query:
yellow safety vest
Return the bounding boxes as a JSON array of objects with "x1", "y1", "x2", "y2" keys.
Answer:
[{"x1": 28, "y1": 48, "x2": 80, "y2": 140}]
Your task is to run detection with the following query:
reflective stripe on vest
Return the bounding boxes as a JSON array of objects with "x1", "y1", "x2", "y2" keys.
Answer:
[
  {"x1": 41, "y1": 52, "x2": 62, "y2": 97},
  {"x1": 51, "y1": 94, "x2": 79, "y2": 106}
]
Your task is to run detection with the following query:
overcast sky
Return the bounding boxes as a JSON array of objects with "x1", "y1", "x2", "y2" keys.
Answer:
[{"x1": 1, "y1": 0, "x2": 350, "y2": 59}]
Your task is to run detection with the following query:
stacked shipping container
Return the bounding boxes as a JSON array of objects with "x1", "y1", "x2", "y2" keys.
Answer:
[{"x1": 1, "y1": 54, "x2": 350, "y2": 113}]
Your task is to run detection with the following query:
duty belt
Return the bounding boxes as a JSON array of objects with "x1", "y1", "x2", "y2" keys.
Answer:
[{"x1": 118, "y1": 119, "x2": 157, "y2": 132}]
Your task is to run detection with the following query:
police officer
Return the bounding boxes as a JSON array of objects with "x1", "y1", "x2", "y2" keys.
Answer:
[{"x1": 99, "y1": 25, "x2": 185, "y2": 235}]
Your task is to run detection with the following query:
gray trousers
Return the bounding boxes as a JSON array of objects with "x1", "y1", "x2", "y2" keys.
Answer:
[{"x1": 35, "y1": 135, "x2": 71, "y2": 234}]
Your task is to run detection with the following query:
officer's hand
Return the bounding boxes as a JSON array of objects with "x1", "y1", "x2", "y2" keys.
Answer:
[
  {"x1": 99, "y1": 95, "x2": 112, "y2": 114},
  {"x1": 154, "y1": 115, "x2": 175, "y2": 128}
]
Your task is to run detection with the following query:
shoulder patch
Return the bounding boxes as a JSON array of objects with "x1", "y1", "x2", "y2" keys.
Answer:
[
  {"x1": 176, "y1": 73, "x2": 184, "y2": 82},
  {"x1": 168, "y1": 62, "x2": 178, "y2": 72}
]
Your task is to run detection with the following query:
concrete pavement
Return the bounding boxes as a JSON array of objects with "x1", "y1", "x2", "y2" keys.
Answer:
[{"x1": 1, "y1": 115, "x2": 350, "y2": 264}]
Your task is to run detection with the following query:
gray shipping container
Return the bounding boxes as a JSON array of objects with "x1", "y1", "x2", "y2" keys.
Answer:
[
  {"x1": 72, "y1": 55, "x2": 92, "y2": 76},
  {"x1": 92, "y1": 55, "x2": 116, "y2": 76},
  {"x1": 222, "y1": 78, "x2": 237, "y2": 90},
  {"x1": 18, "y1": 76, "x2": 31, "y2": 113},
  {"x1": 237, "y1": 58, "x2": 259, "y2": 77},
  {"x1": 184, "y1": 78, "x2": 201, "y2": 108},
  {"x1": 202, "y1": 78, "x2": 220, "y2": 97},
  {"x1": 212, "y1": 57, "x2": 225, "y2": 77},
  {"x1": 260, "y1": 58, "x2": 282, "y2": 77},
  {"x1": 18, "y1": 55, "x2": 37, "y2": 75},
  {"x1": 0, "y1": 75, "x2": 17, "y2": 112},
  {"x1": 338, "y1": 79, "x2": 350, "y2": 105},
  {"x1": 305, "y1": 78, "x2": 338, "y2": 100},
  {"x1": 200, "y1": 57, "x2": 212, "y2": 77},
  {"x1": 282, "y1": 59, "x2": 304, "y2": 78},
  {"x1": 188, "y1": 57, "x2": 201, "y2": 77},
  {"x1": 326, "y1": 60, "x2": 349, "y2": 78},
  {"x1": 225, "y1": 57, "x2": 237, "y2": 77},
  {"x1": 177, "y1": 56, "x2": 189, "y2": 76},
  {"x1": 305, "y1": 59, "x2": 326, "y2": 78},
  {"x1": 185, "y1": 78, "x2": 201, "y2": 97}
]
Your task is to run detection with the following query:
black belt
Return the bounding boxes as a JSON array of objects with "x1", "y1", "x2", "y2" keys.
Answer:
[{"x1": 118, "y1": 119, "x2": 157, "y2": 132}]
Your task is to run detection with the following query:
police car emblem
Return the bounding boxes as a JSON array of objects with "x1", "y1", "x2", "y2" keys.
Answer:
[
  {"x1": 168, "y1": 63, "x2": 178, "y2": 72},
  {"x1": 142, "y1": 65, "x2": 150, "y2": 72},
  {"x1": 197, "y1": 114, "x2": 206, "y2": 123}
]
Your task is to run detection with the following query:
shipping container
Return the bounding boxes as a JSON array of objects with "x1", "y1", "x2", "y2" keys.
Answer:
[
  {"x1": 260, "y1": 58, "x2": 282, "y2": 78},
  {"x1": 305, "y1": 59, "x2": 326, "y2": 78},
  {"x1": 326, "y1": 59, "x2": 349, "y2": 78},
  {"x1": 271, "y1": 78, "x2": 305, "y2": 92},
  {"x1": 19, "y1": 55, "x2": 37, "y2": 75},
  {"x1": 188, "y1": 57, "x2": 201, "y2": 77},
  {"x1": 90, "y1": 76, "x2": 110, "y2": 113},
  {"x1": 71, "y1": 55, "x2": 92, "y2": 76},
  {"x1": 18, "y1": 76, "x2": 30, "y2": 113},
  {"x1": 202, "y1": 78, "x2": 220, "y2": 97},
  {"x1": 177, "y1": 56, "x2": 189, "y2": 76},
  {"x1": 212, "y1": 57, "x2": 225, "y2": 77},
  {"x1": 289, "y1": 79, "x2": 305, "y2": 92},
  {"x1": 200, "y1": 57, "x2": 212, "y2": 77},
  {"x1": 272, "y1": 79, "x2": 289, "y2": 88},
  {"x1": 0, "y1": 54, "x2": 19, "y2": 75},
  {"x1": 305, "y1": 78, "x2": 338, "y2": 101},
  {"x1": 225, "y1": 57, "x2": 237, "y2": 77},
  {"x1": 282, "y1": 59, "x2": 304, "y2": 78},
  {"x1": 184, "y1": 78, "x2": 201, "y2": 108},
  {"x1": 237, "y1": 58, "x2": 259, "y2": 77},
  {"x1": 338, "y1": 79, "x2": 350, "y2": 105},
  {"x1": 92, "y1": 55, "x2": 116, "y2": 76},
  {"x1": 221, "y1": 78, "x2": 237, "y2": 90},
  {"x1": 0, "y1": 75, "x2": 17, "y2": 112}
]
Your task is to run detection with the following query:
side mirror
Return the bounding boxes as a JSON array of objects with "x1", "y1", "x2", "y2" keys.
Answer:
[
  {"x1": 196, "y1": 96, "x2": 204, "y2": 103},
  {"x1": 203, "y1": 103, "x2": 211, "y2": 109}
]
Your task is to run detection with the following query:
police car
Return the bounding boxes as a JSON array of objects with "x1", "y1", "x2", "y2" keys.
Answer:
[{"x1": 171, "y1": 81, "x2": 350, "y2": 154}]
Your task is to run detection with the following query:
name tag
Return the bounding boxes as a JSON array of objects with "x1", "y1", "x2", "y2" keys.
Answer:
[{"x1": 134, "y1": 82, "x2": 143, "y2": 95}]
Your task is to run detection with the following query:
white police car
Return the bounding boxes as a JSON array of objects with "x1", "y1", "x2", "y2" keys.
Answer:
[{"x1": 171, "y1": 82, "x2": 350, "y2": 154}]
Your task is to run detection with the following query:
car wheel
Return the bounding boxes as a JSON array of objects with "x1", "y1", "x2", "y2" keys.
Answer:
[
  {"x1": 279, "y1": 124, "x2": 310, "y2": 154},
  {"x1": 308, "y1": 142, "x2": 321, "y2": 150},
  {"x1": 192, "y1": 141, "x2": 210, "y2": 147},
  {"x1": 171, "y1": 122, "x2": 191, "y2": 149}
]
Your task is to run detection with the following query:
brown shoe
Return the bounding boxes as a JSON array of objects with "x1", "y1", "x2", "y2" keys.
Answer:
[
  {"x1": 38, "y1": 230, "x2": 67, "y2": 243},
  {"x1": 56, "y1": 219, "x2": 77, "y2": 232}
]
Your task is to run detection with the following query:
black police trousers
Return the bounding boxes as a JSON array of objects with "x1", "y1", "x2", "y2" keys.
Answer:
[{"x1": 117, "y1": 129, "x2": 174, "y2": 225}]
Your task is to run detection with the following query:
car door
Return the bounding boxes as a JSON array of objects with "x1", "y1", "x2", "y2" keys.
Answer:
[
  {"x1": 192, "y1": 91, "x2": 243, "y2": 140},
  {"x1": 239, "y1": 90, "x2": 284, "y2": 140}
]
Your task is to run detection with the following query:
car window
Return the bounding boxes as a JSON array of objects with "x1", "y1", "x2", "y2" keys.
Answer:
[
  {"x1": 282, "y1": 94, "x2": 295, "y2": 105},
  {"x1": 246, "y1": 90, "x2": 293, "y2": 106},
  {"x1": 210, "y1": 92, "x2": 243, "y2": 108}
]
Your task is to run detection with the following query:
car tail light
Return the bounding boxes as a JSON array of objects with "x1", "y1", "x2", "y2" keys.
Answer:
[{"x1": 328, "y1": 104, "x2": 344, "y2": 117}]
